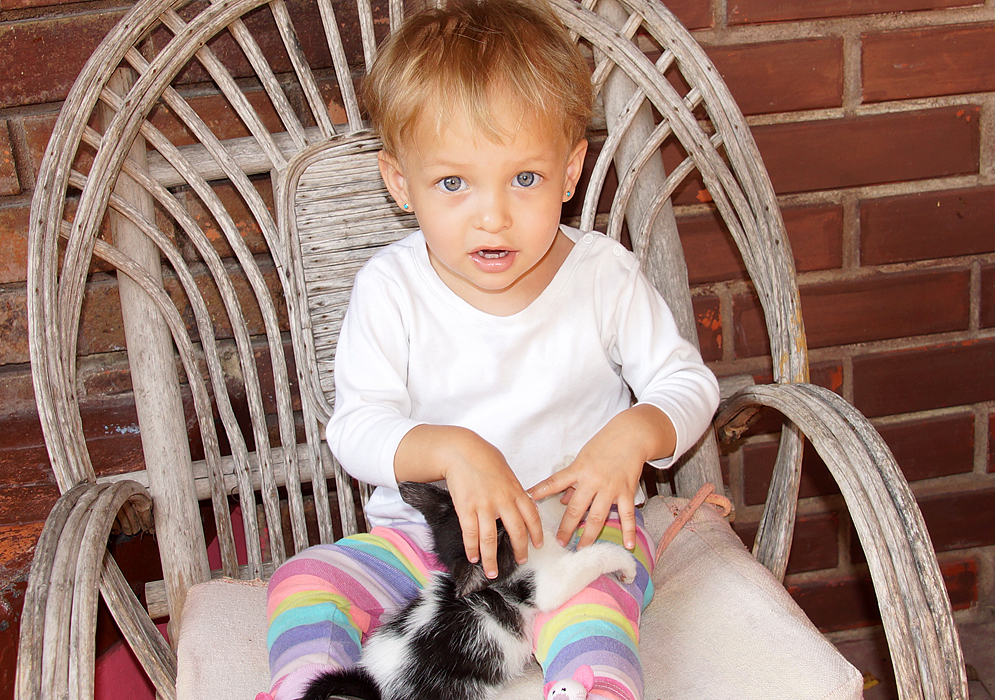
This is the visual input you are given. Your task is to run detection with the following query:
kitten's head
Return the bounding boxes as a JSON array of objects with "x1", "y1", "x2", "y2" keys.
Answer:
[{"x1": 399, "y1": 481, "x2": 519, "y2": 597}]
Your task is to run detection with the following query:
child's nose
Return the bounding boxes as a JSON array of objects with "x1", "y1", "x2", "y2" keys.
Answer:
[{"x1": 475, "y1": 189, "x2": 512, "y2": 233}]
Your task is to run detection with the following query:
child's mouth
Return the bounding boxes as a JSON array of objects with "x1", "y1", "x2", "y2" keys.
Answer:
[
  {"x1": 477, "y1": 249, "x2": 509, "y2": 259},
  {"x1": 471, "y1": 248, "x2": 516, "y2": 271}
]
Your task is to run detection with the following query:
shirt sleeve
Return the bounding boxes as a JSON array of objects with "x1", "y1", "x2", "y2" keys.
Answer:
[
  {"x1": 609, "y1": 260, "x2": 721, "y2": 466},
  {"x1": 324, "y1": 262, "x2": 421, "y2": 489}
]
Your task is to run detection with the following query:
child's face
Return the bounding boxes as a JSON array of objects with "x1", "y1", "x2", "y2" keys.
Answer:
[{"x1": 378, "y1": 104, "x2": 587, "y2": 315}]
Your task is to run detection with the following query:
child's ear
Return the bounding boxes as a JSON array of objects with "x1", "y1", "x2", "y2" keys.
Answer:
[
  {"x1": 564, "y1": 139, "x2": 588, "y2": 200},
  {"x1": 377, "y1": 150, "x2": 411, "y2": 211}
]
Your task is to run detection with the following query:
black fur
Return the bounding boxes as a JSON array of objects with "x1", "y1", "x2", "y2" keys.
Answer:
[
  {"x1": 297, "y1": 482, "x2": 637, "y2": 700},
  {"x1": 299, "y1": 667, "x2": 381, "y2": 700},
  {"x1": 397, "y1": 481, "x2": 520, "y2": 596}
]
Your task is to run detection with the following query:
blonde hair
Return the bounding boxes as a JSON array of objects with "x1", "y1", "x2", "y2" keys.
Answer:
[{"x1": 363, "y1": 0, "x2": 593, "y2": 157}]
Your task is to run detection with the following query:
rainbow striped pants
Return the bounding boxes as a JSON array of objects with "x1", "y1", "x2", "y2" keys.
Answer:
[{"x1": 264, "y1": 512, "x2": 654, "y2": 700}]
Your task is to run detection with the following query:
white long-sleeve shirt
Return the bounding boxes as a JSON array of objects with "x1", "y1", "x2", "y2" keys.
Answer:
[{"x1": 325, "y1": 226, "x2": 720, "y2": 526}]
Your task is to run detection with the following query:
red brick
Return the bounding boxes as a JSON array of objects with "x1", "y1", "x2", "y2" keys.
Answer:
[
  {"x1": 981, "y1": 263, "x2": 995, "y2": 329},
  {"x1": 664, "y1": 0, "x2": 712, "y2": 29},
  {"x1": 786, "y1": 571, "x2": 880, "y2": 632},
  {"x1": 742, "y1": 437, "x2": 839, "y2": 507},
  {"x1": 0, "y1": 443, "x2": 50, "y2": 489},
  {"x1": 171, "y1": 257, "x2": 288, "y2": 343},
  {"x1": 705, "y1": 38, "x2": 843, "y2": 115},
  {"x1": 0, "y1": 287, "x2": 28, "y2": 366},
  {"x1": 0, "y1": 121, "x2": 19, "y2": 197},
  {"x1": 0, "y1": 484, "x2": 59, "y2": 527},
  {"x1": 0, "y1": 365, "x2": 36, "y2": 420},
  {"x1": 680, "y1": 204, "x2": 843, "y2": 285},
  {"x1": 852, "y1": 488, "x2": 995, "y2": 563},
  {"x1": 875, "y1": 413, "x2": 975, "y2": 482},
  {"x1": 734, "y1": 512, "x2": 840, "y2": 575},
  {"x1": 78, "y1": 400, "x2": 147, "y2": 478},
  {"x1": 692, "y1": 295, "x2": 722, "y2": 362},
  {"x1": 0, "y1": 523, "x2": 44, "y2": 582},
  {"x1": 0, "y1": 393, "x2": 146, "y2": 482},
  {"x1": 853, "y1": 338, "x2": 995, "y2": 418},
  {"x1": 0, "y1": 12, "x2": 124, "y2": 107},
  {"x1": 728, "y1": 0, "x2": 977, "y2": 25},
  {"x1": 177, "y1": 179, "x2": 274, "y2": 260},
  {"x1": 147, "y1": 89, "x2": 286, "y2": 148},
  {"x1": 0, "y1": 204, "x2": 30, "y2": 285},
  {"x1": 785, "y1": 559, "x2": 976, "y2": 633},
  {"x1": 752, "y1": 106, "x2": 981, "y2": 195},
  {"x1": 917, "y1": 487, "x2": 995, "y2": 553},
  {"x1": 861, "y1": 187, "x2": 995, "y2": 265},
  {"x1": 158, "y1": 0, "x2": 364, "y2": 88},
  {"x1": 863, "y1": 23, "x2": 995, "y2": 103},
  {"x1": 77, "y1": 279, "x2": 127, "y2": 356},
  {"x1": 2, "y1": 0, "x2": 81, "y2": 9},
  {"x1": 79, "y1": 360, "x2": 134, "y2": 398},
  {"x1": 317, "y1": 77, "x2": 353, "y2": 128},
  {"x1": 990, "y1": 413, "x2": 995, "y2": 473},
  {"x1": 0, "y1": 581, "x2": 28, "y2": 700},
  {"x1": 23, "y1": 114, "x2": 57, "y2": 176},
  {"x1": 734, "y1": 268, "x2": 970, "y2": 357}
]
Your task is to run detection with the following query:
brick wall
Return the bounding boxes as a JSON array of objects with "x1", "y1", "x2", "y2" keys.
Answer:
[
  {"x1": 0, "y1": 0, "x2": 993, "y2": 695},
  {"x1": 669, "y1": 0, "x2": 995, "y2": 633}
]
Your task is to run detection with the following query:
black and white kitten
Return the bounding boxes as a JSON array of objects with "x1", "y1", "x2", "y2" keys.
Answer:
[{"x1": 299, "y1": 481, "x2": 637, "y2": 700}]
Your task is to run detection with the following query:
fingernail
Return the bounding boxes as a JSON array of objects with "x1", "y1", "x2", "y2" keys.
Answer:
[{"x1": 487, "y1": 570, "x2": 497, "y2": 579}]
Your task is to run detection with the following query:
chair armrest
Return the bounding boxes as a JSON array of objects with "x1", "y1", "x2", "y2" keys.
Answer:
[
  {"x1": 715, "y1": 383, "x2": 968, "y2": 700},
  {"x1": 16, "y1": 480, "x2": 177, "y2": 700}
]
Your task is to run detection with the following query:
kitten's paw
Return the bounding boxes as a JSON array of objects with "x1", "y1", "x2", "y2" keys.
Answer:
[
  {"x1": 589, "y1": 543, "x2": 638, "y2": 584},
  {"x1": 615, "y1": 556, "x2": 637, "y2": 585},
  {"x1": 612, "y1": 545, "x2": 636, "y2": 583}
]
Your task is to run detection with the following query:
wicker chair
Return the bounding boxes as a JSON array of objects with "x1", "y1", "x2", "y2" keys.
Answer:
[{"x1": 18, "y1": 0, "x2": 967, "y2": 698}]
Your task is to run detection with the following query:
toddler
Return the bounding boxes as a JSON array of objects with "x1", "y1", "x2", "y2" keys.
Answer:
[{"x1": 264, "y1": 0, "x2": 720, "y2": 698}]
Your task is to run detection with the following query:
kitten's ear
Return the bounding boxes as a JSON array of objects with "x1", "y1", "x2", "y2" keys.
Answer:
[
  {"x1": 398, "y1": 481, "x2": 449, "y2": 515},
  {"x1": 451, "y1": 559, "x2": 491, "y2": 597}
]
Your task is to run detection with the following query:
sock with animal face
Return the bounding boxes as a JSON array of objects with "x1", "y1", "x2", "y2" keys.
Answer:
[{"x1": 533, "y1": 511, "x2": 655, "y2": 700}]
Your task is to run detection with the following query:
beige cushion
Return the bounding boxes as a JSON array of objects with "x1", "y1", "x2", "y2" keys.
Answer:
[
  {"x1": 177, "y1": 497, "x2": 861, "y2": 700},
  {"x1": 176, "y1": 577, "x2": 270, "y2": 700}
]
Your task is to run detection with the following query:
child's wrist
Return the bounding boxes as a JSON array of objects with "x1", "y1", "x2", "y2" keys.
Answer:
[{"x1": 622, "y1": 404, "x2": 677, "y2": 463}]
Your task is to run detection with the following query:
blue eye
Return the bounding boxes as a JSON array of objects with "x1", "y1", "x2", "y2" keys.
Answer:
[
  {"x1": 440, "y1": 176, "x2": 465, "y2": 192},
  {"x1": 515, "y1": 172, "x2": 538, "y2": 187}
]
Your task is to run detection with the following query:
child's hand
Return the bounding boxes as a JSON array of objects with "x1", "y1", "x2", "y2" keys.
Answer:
[
  {"x1": 528, "y1": 405, "x2": 676, "y2": 551},
  {"x1": 395, "y1": 425, "x2": 543, "y2": 579}
]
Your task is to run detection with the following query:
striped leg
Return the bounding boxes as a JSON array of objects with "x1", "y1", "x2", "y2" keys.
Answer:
[
  {"x1": 264, "y1": 522, "x2": 443, "y2": 700},
  {"x1": 533, "y1": 511, "x2": 655, "y2": 700}
]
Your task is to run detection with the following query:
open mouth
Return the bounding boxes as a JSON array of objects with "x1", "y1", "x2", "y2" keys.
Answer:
[
  {"x1": 470, "y1": 248, "x2": 516, "y2": 272},
  {"x1": 476, "y1": 249, "x2": 510, "y2": 259}
]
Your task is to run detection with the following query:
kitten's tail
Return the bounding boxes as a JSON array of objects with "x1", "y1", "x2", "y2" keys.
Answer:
[{"x1": 298, "y1": 667, "x2": 381, "y2": 700}]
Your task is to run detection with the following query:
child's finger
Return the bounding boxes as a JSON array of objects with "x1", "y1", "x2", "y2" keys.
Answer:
[
  {"x1": 576, "y1": 494, "x2": 614, "y2": 549},
  {"x1": 459, "y1": 511, "x2": 481, "y2": 566},
  {"x1": 617, "y1": 498, "x2": 638, "y2": 550},
  {"x1": 527, "y1": 470, "x2": 573, "y2": 500},
  {"x1": 555, "y1": 488, "x2": 591, "y2": 547},
  {"x1": 516, "y1": 495, "x2": 544, "y2": 552},
  {"x1": 496, "y1": 504, "x2": 529, "y2": 565},
  {"x1": 476, "y1": 512, "x2": 500, "y2": 579}
]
